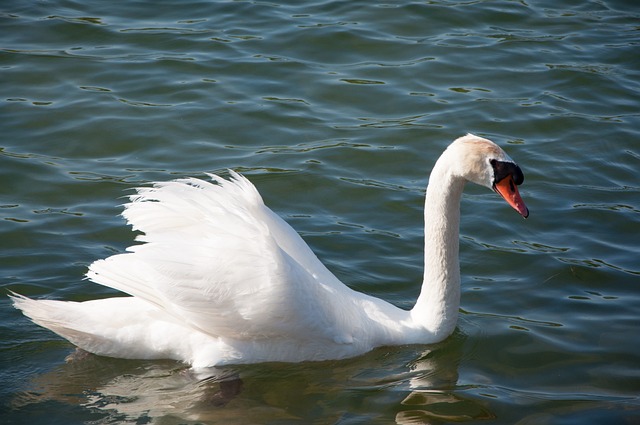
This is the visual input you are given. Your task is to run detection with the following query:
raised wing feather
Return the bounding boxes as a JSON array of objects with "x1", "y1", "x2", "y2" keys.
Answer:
[{"x1": 87, "y1": 172, "x2": 358, "y2": 344}]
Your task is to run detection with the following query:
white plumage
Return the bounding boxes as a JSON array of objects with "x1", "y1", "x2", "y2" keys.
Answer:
[{"x1": 11, "y1": 134, "x2": 529, "y2": 368}]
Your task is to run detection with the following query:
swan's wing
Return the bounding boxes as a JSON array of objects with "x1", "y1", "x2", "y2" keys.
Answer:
[{"x1": 87, "y1": 172, "x2": 357, "y2": 343}]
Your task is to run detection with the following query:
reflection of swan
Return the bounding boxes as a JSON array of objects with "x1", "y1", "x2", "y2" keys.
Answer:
[
  {"x1": 396, "y1": 336, "x2": 495, "y2": 424},
  {"x1": 12, "y1": 343, "x2": 481, "y2": 424},
  {"x1": 10, "y1": 357, "x2": 246, "y2": 423},
  {"x1": 11, "y1": 134, "x2": 528, "y2": 368}
]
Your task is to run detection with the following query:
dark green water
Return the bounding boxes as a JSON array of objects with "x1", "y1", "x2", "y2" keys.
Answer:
[{"x1": 2, "y1": 0, "x2": 639, "y2": 423}]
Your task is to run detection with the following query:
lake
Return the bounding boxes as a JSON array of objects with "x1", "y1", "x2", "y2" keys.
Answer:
[{"x1": 1, "y1": 0, "x2": 639, "y2": 424}]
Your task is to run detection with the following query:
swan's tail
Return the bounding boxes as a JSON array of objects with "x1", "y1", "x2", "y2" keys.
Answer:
[
  {"x1": 9, "y1": 292, "x2": 109, "y2": 353},
  {"x1": 9, "y1": 292, "x2": 222, "y2": 365}
]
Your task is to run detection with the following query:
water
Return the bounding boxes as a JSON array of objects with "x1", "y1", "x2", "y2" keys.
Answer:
[{"x1": 1, "y1": 0, "x2": 639, "y2": 423}]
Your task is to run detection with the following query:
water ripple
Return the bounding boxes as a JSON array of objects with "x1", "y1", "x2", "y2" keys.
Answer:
[{"x1": 2, "y1": 0, "x2": 640, "y2": 423}]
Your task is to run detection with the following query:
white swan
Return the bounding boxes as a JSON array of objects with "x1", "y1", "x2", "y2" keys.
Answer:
[{"x1": 11, "y1": 134, "x2": 528, "y2": 368}]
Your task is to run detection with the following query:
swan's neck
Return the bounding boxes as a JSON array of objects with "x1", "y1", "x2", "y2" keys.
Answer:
[{"x1": 411, "y1": 157, "x2": 465, "y2": 340}]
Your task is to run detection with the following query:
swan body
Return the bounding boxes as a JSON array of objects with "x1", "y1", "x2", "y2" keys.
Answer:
[{"x1": 11, "y1": 134, "x2": 528, "y2": 368}]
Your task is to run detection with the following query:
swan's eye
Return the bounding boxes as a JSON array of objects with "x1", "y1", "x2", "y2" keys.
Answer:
[{"x1": 490, "y1": 159, "x2": 524, "y2": 186}]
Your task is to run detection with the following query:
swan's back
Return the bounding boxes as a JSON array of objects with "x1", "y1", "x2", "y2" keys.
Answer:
[
  {"x1": 12, "y1": 172, "x2": 408, "y2": 366},
  {"x1": 90, "y1": 172, "x2": 361, "y2": 341}
]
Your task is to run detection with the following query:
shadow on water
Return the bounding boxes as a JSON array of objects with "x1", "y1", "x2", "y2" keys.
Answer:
[{"x1": 8, "y1": 331, "x2": 496, "y2": 424}]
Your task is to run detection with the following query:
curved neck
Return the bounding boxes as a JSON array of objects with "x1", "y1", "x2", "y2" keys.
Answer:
[{"x1": 411, "y1": 156, "x2": 465, "y2": 340}]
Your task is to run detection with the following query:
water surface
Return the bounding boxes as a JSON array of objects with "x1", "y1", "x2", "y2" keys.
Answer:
[{"x1": 1, "y1": 0, "x2": 639, "y2": 424}]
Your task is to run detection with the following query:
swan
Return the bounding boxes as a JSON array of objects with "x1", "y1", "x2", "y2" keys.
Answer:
[{"x1": 11, "y1": 134, "x2": 529, "y2": 368}]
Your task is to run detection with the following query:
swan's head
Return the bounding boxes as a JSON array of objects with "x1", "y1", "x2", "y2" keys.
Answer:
[{"x1": 448, "y1": 133, "x2": 529, "y2": 218}]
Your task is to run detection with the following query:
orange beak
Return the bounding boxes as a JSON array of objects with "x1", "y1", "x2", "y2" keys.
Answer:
[{"x1": 494, "y1": 175, "x2": 529, "y2": 218}]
